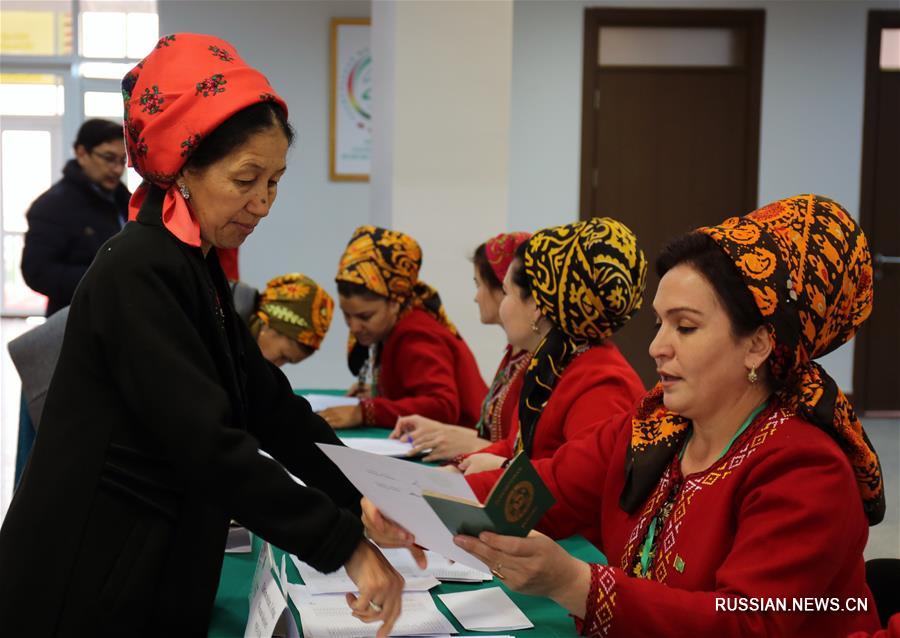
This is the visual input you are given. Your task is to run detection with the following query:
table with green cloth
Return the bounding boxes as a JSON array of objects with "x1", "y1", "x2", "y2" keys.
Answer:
[{"x1": 207, "y1": 390, "x2": 607, "y2": 637}]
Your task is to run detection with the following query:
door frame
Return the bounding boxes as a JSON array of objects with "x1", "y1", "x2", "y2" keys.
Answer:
[
  {"x1": 852, "y1": 9, "x2": 900, "y2": 416},
  {"x1": 578, "y1": 8, "x2": 765, "y2": 219}
]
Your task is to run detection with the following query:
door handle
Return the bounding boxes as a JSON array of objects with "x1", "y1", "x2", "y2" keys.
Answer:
[{"x1": 874, "y1": 254, "x2": 900, "y2": 266}]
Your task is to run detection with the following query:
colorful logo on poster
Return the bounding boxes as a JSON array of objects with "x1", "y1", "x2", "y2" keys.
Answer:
[{"x1": 339, "y1": 49, "x2": 371, "y2": 130}]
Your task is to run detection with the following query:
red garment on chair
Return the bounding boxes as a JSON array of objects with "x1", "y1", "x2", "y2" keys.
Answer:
[
  {"x1": 360, "y1": 308, "x2": 487, "y2": 428},
  {"x1": 217, "y1": 247, "x2": 239, "y2": 281}
]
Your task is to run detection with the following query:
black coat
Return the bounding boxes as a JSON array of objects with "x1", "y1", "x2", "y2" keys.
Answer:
[
  {"x1": 0, "y1": 186, "x2": 364, "y2": 635},
  {"x1": 21, "y1": 159, "x2": 131, "y2": 316}
]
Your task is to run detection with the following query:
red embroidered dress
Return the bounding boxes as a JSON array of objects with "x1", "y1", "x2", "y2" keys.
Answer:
[
  {"x1": 359, "y1": 309, "x2": 487, "y2": 428},
  {"x1": 535, "y1": 403, "x2": 880, "y2": 637},
  {"x1": 464, "y1": 342, "x2": 644, "y2": 507},
  {"x1": 475, "y1": 345, "x2": 530, "y2": 443}
]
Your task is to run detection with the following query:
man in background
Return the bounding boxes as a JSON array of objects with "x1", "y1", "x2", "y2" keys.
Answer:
[{"x1": 21, "y1": 118, "x2": 131, "y2": 316}]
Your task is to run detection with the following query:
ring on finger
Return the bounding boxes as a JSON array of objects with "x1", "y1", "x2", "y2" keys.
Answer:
[
  {"x1": 491, "y1": 562, "x2": 505, "y2": 580},
  {"x1": 369, "y1": 601, "x2": 383, "y2": 612}
]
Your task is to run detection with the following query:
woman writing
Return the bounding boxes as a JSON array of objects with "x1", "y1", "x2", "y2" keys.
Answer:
[
  {"x1": 0, "y1": 34, "x2": 402, "y2": 636},
  {"x1": 319, "y1": 226, "x2": 487, "y2": 429},
  {"x1": 389, "y1": 232, "x2": 532, "y2": 462}
]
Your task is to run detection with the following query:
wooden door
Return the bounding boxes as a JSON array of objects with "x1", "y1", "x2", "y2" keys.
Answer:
[
  {"x1": 580, "y1": 9, "x2": 764, "y2": 387},
  {"x1": 853, "y1": 11, "x2": 900, "y2": 415}
]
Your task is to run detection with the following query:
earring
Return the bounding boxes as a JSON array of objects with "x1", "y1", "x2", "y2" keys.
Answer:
[
  {"x1": 530, "y1": 319, "x2": 541, "y2": 334},
  {"x1": 178, "y1": 182, "x2": 191, "y2": 200},
  {"x1": 747, "y1": 367, "x2": 758, "y2": 384}
]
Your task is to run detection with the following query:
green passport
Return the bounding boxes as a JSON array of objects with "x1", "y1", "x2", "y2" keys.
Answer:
[{"x1": 422, "y1": 453, "x2": 555, "y2": 537}]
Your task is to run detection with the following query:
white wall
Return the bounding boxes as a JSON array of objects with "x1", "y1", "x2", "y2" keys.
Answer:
[
  {"x1": 159, "y1": 0, "x2": 371, "y2": 390},
  {"x1": 507, "y1": 0, "x2": 896, "y2": 391},
  {"x1": 370, "y1": 0, "x2": 513, "y2": 380}
]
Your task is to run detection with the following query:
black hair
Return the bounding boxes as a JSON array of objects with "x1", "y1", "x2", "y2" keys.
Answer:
[
  {"x1": 74, "y1": 119, "x2": 124, "y2": 152},
  {"x1": 185, "y1": 101, "x2": 294, "y2": 171},
  {"x1": 656, "y1": 232, "x2": 764, "y2": 338},
  {"x1": 509, "y1": 241, "x2": 532, "y2": 300},
  {"x1": 336, "y1": 280, "x2": 388, "y2": 301},
  {"x1": 472, "y1": 243, "x2": 503, "y2": 291}
]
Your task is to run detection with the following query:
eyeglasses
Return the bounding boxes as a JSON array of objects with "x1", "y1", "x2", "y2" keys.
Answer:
[{"x1": 90, "y1": 150, "x2": 128, "y2": 167}]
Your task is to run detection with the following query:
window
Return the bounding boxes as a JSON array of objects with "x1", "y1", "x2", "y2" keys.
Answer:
[{"x1": 0, "y1": 0, "x2": 157, "y2": 316}]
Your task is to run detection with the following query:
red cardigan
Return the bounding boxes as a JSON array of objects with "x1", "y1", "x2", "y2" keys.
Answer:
[
  {"x1": 538, "y1": 403, "x2": 880, "y2": 637},
  {"x1": 465, "y1": 341, "x2": 644, "y2": 502},
  {"x1": 360, "y1": 309, "x2": 487, "y2": 428}
]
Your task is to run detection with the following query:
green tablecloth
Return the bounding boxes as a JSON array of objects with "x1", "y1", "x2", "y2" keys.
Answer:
[{"x1": 208, "y1": 391, "x2": 607, "y2": 636}]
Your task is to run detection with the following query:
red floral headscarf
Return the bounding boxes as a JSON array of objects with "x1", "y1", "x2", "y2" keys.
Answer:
[
  {"x1": 484, "y1": 232, "x2": 531, "y2": 283},
  {"x1": 622, "y1": 195, "x2": 884, "y2": 525},
  {"x1": 121, "y1": 33, "x2": 288, "y2": 251}
]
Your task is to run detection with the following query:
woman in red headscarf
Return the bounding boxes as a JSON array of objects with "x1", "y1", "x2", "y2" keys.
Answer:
[
  {"x1": 387, "y1": 232, "x2": 533, "y2": 462},
  {"x1": 0, "y1": 34, "x2": 403, "y2": 637}
]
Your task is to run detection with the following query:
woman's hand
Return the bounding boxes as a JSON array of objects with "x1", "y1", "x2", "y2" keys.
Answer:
[
  {"x1": 347, "y1": 383, "x2": 372, "y2": 399},
  {"x1": 390, "y1": 415, "x2": 488, "y2": 462},
  {"x1": 361, "y1": 497, "x2": 427, "y2": 569},
  {"x1": 453, "y1": 530, "x2": 590, "y2": 615},
  {"x1": 458, "y1": 453, "x2": 507, "y2": 475},
  {"x1": 343, "y1": 538, "x2": 405, "y2": 637},
  {"x1": 318, "y1": 405, "x2": 363, "y2": 429}
]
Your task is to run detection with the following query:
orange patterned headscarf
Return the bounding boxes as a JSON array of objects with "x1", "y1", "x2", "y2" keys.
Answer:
[
  {"x1": 336, "y1": 226, "x2": 458, "y2": 373},
  {"x1": 121, "y1": 33, "x2": 287, "y2": 247},
  {"x1": 254, "y1": 274, "x2": 334, "y2": 350},
  {"x1": 622, "y1": 195, "x2": 884, "y2": 525}
]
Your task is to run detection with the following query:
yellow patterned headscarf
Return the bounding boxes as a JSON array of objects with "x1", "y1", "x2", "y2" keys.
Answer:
[
  {"x1": 253, "y1": 273, "x2": 334, "y2": 350},
  {"x1": 516, "y1": 218, "x2": 647, "y2": 455},
  {"x1": 622, "y1": 195, "x2": 884, "y2": 525},
  {"x1": 336, "y1": 225, "x2": 458, "y2": 373}
]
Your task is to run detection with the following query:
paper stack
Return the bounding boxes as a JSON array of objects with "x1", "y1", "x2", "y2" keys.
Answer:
[{"x1": 438, "y1": 587, "x2": 533, "y2": 632}]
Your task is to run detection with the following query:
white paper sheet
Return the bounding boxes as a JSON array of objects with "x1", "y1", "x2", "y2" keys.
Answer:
[
  {"x1": 317, "y1": 443, "x2": 488, "y2": 571},
  {"x1": 286, "y1": 584, "x2": 456, "y2": 638},
  {"x1": 339, "y1": 437, "x2": 416, "y2": 457},
  {"x1": 437, "y1": 587, "x2": 533, "y2": 632},
  {"x1": 245, "y1": 543, "x2": 299, "y2": 638},
  {"x1": 290, "y1": 554, "x2": 440, "y2": 594},
  {"x1": 301, "y1": 393, "x2": 359, "y2": 413},
  {"x1": 379, "y1": 549, "x2": 491, "y2": 583}
]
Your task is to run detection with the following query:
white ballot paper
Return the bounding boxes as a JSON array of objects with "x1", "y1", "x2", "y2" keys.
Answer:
[
  {"x1": 316, "y1": 443, "x2": 488, "y2": 571},
  {"x1": 290, "y1": 553, "x2": 440, "y2": 594},
  {"x1": 245, "y1": 543, "x2": 299, "y2": 638},
  {"x1": 339, "y1": 437, "x2": 416, "y2": 458},
  {"x1": 301, "y1": 393, "x2": 359, "y2": 413},
  {"x1": 379, "y1": 548, "x2": 491, "y2": 583},
  {"x1": 437, "y1": 587, "x2": 533, "y2": 632},
  {"x1": 286, "y1": 584, "x2": 456, "y2": 637}
]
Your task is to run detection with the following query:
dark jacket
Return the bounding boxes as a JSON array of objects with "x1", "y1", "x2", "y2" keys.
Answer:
[
  {"x1": 0, "y1": 185, "x2": 364, "y2": 635},
  {"x1": 21, "y1": 159, "x2": 131, "y2": 316}
]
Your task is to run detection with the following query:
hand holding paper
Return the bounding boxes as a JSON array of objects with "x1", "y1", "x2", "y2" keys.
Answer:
[
  {"x1": 361, "y1": 497, "x2": 428, "y2": 569},
  {"x1": 453, "y1": 529, "x2": 592, "y2": 610},
  {"x1": 342, "y1": 538, "x2": 405, "y2": 637}
]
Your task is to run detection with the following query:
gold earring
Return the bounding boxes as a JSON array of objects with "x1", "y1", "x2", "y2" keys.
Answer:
[{"x1": 747, "y1": 367, "x2": 758, "y2": 384}]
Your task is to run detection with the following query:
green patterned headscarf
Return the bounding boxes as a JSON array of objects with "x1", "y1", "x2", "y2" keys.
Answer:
[{"x1": 252, "y1": 273, "x2": 334, "y2": 350}]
